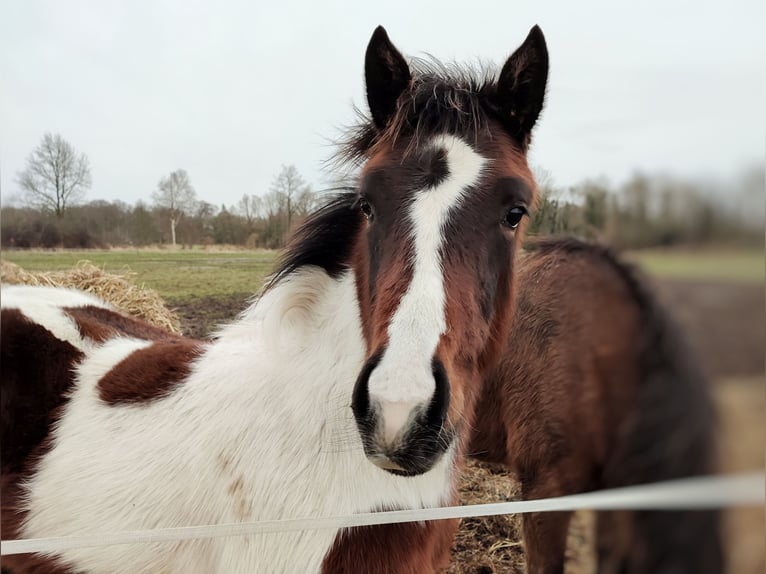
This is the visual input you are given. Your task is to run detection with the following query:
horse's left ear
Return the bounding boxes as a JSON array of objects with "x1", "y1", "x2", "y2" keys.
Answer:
[
  {"x1": 365, "y1": 26, "x2": 411, "y2": 130},
  {"x1": 494, "y1": 25, "x2": 549, "y2": 143}
]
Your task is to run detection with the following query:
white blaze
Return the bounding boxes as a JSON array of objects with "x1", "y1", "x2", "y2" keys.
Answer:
[{"x1": 367, "y1": 135, "x2": 487, "y2": 440}]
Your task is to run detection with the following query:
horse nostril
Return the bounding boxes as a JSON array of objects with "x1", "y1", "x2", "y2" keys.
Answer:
[
  {"x1": 351, "y1": 350, "x2": 384, "y2": 421},
  {"x1": 426, "y1": 358, "x2": 450, "y2": 428}
]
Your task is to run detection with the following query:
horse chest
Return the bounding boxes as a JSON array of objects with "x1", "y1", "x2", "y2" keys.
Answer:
[{"x1": 19, "y1": 330, "x2": 453, "y2": 573}]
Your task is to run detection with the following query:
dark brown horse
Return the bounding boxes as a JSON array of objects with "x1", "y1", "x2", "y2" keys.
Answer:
[{"x1": 469, "y1": 237, "x2": 723, "y2": 574}]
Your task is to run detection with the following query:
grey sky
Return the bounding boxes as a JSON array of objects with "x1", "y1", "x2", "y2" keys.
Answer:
[{"x1": 2, "y1": 1, "x2": 764, "y2": 208}]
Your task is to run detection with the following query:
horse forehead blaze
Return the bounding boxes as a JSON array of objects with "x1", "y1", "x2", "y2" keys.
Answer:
[
  {"x1": 364, "y1": 135, "x2": 487, "y2": 393},
  {"x1": 357, "y1": 131, "x2": 533, "y2": 351}
]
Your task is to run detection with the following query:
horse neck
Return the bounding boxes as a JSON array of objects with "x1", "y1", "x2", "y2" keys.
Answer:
[{"x1": 215, "y1": 266, "x2": 366, "y2": 368}]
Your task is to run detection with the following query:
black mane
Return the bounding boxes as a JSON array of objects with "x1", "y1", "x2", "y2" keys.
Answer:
[
  {"x1": 264, "y1": 192, "x2": 361, "y2": 291},
  {"x1": 337, "y1": 58, "x2": 499, "y2": 166}
]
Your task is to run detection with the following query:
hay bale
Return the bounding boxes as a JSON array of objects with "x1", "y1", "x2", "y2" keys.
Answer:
[{"x1": 1, "y1": 260, "x2": 182, "y2": 334}]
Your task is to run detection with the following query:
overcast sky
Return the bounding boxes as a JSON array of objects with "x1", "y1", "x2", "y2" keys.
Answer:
[{"x1": 2, "y1": 1, "x2": 764, "y2": 208}]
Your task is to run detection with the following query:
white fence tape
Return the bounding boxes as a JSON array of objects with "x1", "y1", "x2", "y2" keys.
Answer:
[{"x1": 2, "y1": 472, "x2": 763, "y2": 556}]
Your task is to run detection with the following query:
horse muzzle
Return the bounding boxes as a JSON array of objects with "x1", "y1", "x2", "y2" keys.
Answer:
[{"x1": 351, "y1": 355, "x2": 452, "y2": 476}]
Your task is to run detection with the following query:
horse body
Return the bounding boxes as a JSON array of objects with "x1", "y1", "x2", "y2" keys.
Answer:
[
  {"x1": 2, "y1": 270, "x2": 455, "y2": 573},
  {"x1": 470, "y1": 238, "x2": 723, "y2": 574}
]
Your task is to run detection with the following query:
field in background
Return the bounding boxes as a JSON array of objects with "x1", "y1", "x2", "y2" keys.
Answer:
[
  {"x1": 627, "y1": 248, "x2": 763, "y2": 283},
  {"x1": 3, "y1": 246, "x2": 762, "y2": 300},
  {"x1": 1, "y1": 249, "x2": 278, "y2": 301}
]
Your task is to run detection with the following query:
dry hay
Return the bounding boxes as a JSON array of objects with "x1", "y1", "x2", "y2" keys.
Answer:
[
  {"x1": 449, "y1": 460, "x2": 596, "y2": 574},
  {"x1": 0, "y1": 260, "x2": 182, "y2": 334}
]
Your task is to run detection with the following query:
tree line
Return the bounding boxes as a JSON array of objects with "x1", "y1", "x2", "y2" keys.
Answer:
[
  {"x1": 3, "y1": 133, "x2": 760, "y2": 250},
  {"x1": 528, "y1": 169, "x2": 761, "y2": 248},
  {"x1": 5, "y1": 133, "x2": 318, "y2": 249}
]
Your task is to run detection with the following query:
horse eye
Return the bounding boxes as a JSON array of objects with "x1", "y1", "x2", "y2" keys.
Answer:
[
  {"x1": 358, "y1": 197, "x2": 374, "y2": 221},
  {"x1": 502, "y1": 206, "x2": 527, "y2": 230}
]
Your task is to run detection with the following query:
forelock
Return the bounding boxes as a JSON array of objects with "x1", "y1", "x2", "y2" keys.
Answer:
[{"x1": 335, "y1": 57, "x2": 501, "y2": 167}]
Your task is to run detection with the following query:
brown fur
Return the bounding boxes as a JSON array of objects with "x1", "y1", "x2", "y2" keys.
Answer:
[
  {"x1": 1, "y1": 309, "x2": 84, "y2": 573},
  {"x1": 97, "y1": 339, "x2": 204, "y2": 404},
  {"x1": 0, "y1": 309, "x2": 84, "y2": 475},
  {"x1": 322, "y1": 517, "x2": 459, "y2": 574},
  {"x1": 468, "y1": 238, "x2": 722, "y2": 574},
  {"x1": 353, "y1": 130, "x2": 536, "y2": 432},
  {"x1": 64, "y1": 305, "x2": 182, "y2": 343}
]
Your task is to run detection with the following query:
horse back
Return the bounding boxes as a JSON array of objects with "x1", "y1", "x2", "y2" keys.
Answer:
[
  {"x1": 1, "y1": 285, "x2": 192, "y2": 572},
  {"x1": 469, "y1": 237, "x2": 722, "y2": 573}
]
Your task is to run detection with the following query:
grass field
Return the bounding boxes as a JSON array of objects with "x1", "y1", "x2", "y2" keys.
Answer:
[
  {"x1": 2, "y1": 247, "x2": 761, "y2": 301},
  {"x1": 1, "y1": 249, "x2": 279, "y2": 301},
  {"x1": 627, "y1": 248, "x2": 763, "y2": 283}
]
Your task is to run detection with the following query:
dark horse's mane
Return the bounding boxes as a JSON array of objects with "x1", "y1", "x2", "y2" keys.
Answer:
[
  {"x1": 264, "y1": 192, "x2": 361, "y2": 291},
  {"x1": 266, "y1": 58, "x2": 502, "y2": 293}
]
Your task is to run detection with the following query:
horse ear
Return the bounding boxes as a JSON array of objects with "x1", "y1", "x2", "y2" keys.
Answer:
[
  {"x1": 365, "y1": 26, "x2": 411, "y2": 130},
  {"x1": 495, "y1": 25, "x2": 549, "y2": 142}
]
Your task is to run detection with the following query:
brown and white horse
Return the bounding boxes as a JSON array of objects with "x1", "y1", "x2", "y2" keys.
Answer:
[
  {"x1": 1, "y1": 26, "x2": 548, "y2": 573},
  {"x1": 2, "y1": 24, "x2": 724, "y2": 574}
]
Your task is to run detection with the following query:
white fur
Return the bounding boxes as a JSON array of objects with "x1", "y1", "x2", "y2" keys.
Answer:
[
  {"x1": 18, "y1": 269, "x2": 455, "y2": 573},
  {"x1": 367, "y1": 135, "x2": 487, "y2": 440},
  {"x1": 1, "y1": 285, "x2": 113, "y2": 351}
]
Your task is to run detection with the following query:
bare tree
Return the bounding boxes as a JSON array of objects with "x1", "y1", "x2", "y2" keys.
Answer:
[
  {"x1": 293, "y1": 188, "x2": 318, "y2": 218},
  {"x1": 17, "y1": 133, "x2": 91, "y2": 218},
  {"x1": 236, "y1": 193, "x2": 263, "y2": 231},
  {"x1": 270, "y1": 165, "x2": 311, "y2": 238},
  {"x1": 152, "y1": 169, "x2": 198, "y2": 246}
]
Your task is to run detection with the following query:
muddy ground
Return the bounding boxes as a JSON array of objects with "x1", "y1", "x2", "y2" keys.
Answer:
[{"x1": 169, "y1": 278, "x2": 764, "y2": 573}]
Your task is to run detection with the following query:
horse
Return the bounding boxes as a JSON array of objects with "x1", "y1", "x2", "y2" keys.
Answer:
[
  {"x1": 1, "y1": 25, "x2": 550, "y2": 573},
  {"x1": 1, "y1": 26, "x2": 723, "y2": 574},
  {"x1": 468, "y1": 237, "x2": 723, "y2": 573}
]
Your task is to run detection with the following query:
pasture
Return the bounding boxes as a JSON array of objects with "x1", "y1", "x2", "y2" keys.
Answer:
[
  {"x1": 2, "y1": 246, "x2": 763, "y2": 573},
  {"x1": 3, "y1": 245, "x2": 761, "y2": 298},
  {"x1": 627, "y1": 248, "x2": 763, "y2": 284},
  {"x1": 0, "y1": 249, "x2": 278, "y2": 301}
]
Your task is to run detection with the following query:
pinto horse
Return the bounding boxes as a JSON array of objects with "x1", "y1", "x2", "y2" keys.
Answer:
[
  {"x1": 1, "y1": 26, "x2": 549, "y2": 573},
  {"x1": 1, "y1": 26, "x2": 721, "y2": 574}
]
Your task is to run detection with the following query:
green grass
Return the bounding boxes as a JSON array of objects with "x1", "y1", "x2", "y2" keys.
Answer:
[
  {"x1": 2, "y1": 249, "x2": 279, "y2": 301},
  {"x1": 3, "y1": 247, "x2": 762, "y2": 302},
  {"x1": 627, "y1": 248, "x2": 764, "y2": 284}
]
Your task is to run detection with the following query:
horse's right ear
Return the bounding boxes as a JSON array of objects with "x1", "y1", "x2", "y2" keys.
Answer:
[{"x1": 365, "y1": 26, "x2": 411, "y2": 130}]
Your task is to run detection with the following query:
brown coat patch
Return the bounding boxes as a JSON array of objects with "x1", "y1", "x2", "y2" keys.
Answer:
[
  {"x1": 64, "y1": 305, "x2": 180, "y2": 343},
  {"x1": 97, "y1": 339, "x2": 204, "y2": 404},
  {"x1": 322, "y1": 518, "x2": 458, "y2": 574},
  {"x1": 1, "y1": 309, "x2": 83, "y2": 475},
  {"x1": 1, "y1": 309, "x2": 82, "y2": 572}
]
